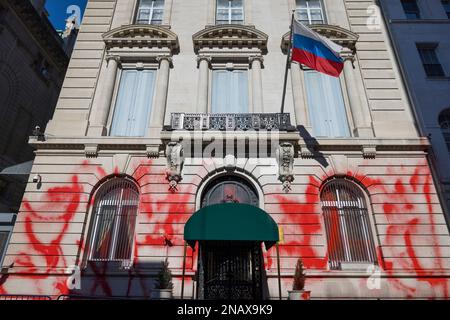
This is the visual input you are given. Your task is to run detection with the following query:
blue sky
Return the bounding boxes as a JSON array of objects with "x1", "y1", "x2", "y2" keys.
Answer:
[{"x1": 45, "y1": 0, "x2": 88, "y2": 31}]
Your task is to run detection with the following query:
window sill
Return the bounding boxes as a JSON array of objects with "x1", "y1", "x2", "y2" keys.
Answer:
[{"x1": 425, "y1": 76, "x2": 450, "y2": 81}]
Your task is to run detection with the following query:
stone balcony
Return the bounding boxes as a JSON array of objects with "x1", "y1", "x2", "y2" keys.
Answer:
[{"x1": 167, "y1": 113, "x2": 297, "y2": 131}]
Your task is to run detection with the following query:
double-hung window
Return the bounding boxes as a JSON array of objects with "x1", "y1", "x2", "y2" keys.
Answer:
[
  {"x1": 212, "y1": 70, "x2": 248, "y2": 113},
  {"x1": 401, "y1": 0, "x2": 421, "y2": 19},
  {"x1": 296, "y1": 0, "x2": 325, "y2": 25},
  {"x1": 304, "y1": 70, "x2": 350, "y2": 137},
  {"x1": 417, "y1": 44, "x2": 445, "y2": 77},
  {"x1": 216, "y1": 0, "x2": 244, "y2": 25},
  {"x1": 136, "y1": 0, "x2": 164, "y2": 25},
  {"x1": 110, "y1": 69, "x2": 156, "y2": 137}
]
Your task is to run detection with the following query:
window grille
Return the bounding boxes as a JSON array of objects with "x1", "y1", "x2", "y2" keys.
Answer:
[
  {"x1": 88, "y1": 178, "x2": 139, "y2": 262},
  {"x1": 321, "y1": 179, "x2": 377, "y2": 270}
]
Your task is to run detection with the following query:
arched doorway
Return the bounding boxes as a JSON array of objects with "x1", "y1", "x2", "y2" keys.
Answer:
[{"x1": 197, "y1": 175, "x2": 264, "y2": 300}]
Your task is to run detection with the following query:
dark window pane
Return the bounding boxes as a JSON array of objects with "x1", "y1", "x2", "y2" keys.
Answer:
[
  {"x1": 0, "y1": 232, "x2": 10, "y2": 264},
  {"x1": 401, "y1": 0, "x2": 421, "y2": 19}
]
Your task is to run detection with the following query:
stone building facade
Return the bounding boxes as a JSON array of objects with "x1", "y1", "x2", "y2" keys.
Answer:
[
  {"x1": 1, "y1": 0, "x2": 450, "y2": 299},
  {"x1": 0, "y1": 0, "x2": 74, "y2": 269},
  {"x1": 379, "y1": 0, "x2": 450, "y2": 221}
]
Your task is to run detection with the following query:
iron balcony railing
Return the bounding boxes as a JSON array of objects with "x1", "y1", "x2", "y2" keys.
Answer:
[
  {"x1": 168, "y1": 113, "x2": 296, "y2": 131},
  {"x1": 0, "y1": 294, "x2": 52, "y2": 300}
]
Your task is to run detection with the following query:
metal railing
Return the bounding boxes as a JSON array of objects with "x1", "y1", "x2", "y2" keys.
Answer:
[
  {"x1": 169, "y1": 113, "x2": 295, "y2": 131},
  {"x1": 0, "y1": 294, "x2": 52, "y2": 300}
]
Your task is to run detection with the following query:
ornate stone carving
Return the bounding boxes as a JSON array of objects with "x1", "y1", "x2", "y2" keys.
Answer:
[
  {"x1": 277, "y1": 143, "x2": 295, "y2": 192},
  {"x1": 84, "y1": 144, "x2": 98, "y2": 158},
  {"x1": 299, "y1": 144, "x2": 314, "y2": 159},
  {"x1": 196, "y1": 55, "x2": 212, "y2": 68},
  {"x1": 156, "y1": 55, "x2": 174, "y2": 68},
  {"x1": 146, "y1": 145, "x2": 160, "y2": 158},
  {"x1": 362, "y1": 145, "x2": 377, "y2": 159},
  {"x1": 166, "y1": 142, "x2": 184, "y2": 191}
]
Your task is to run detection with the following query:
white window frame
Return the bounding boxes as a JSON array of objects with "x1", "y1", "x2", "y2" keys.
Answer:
[
  {"x1": 88, "y1": 180, "x2": 139, "y2": 262},
  {"x1": 135, "y1": 0, "x2": 165, "y2": 25},
  {"x1": 216, "y1": 0, "x2": 245, "y2": 25},
  {"x1": 208, "y1": 63, "x2": 251, "y2": 113},
  {"x1": 302, "y1": 67, "x2": 354, "y2": 138},
  {"x1": 295, "y1": 0, "x2": 326, "y2": 25},
  {"x1": 107, "y1": 63, "x2": 158, "y2": 137}
]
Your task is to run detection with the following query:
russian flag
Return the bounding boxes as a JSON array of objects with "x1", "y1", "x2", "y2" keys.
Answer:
[{"x1": 291, "y1": 19, "x2": 344, "y2": 77}]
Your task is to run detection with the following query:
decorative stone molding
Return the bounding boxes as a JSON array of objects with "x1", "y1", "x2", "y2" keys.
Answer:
[
  {"x1": 105, "y1": 54, "x2": 121, "y2": 63},
  {"x1": 102, "y1": 25, "x2": 180, "y2": 55},
  {"x1": 299, "y1": 144, "x2": 314, "y2": 159},
  {"x1": 362, "y1": 145, "x2": 377, "y2": 159},
  {"x1": 249, "y1": 55, "x2": 264, "y2": 68},
  {"x1": 146, "y1": 145, "x2": 160, "y2": 158},
  {"x1": 281, "y1": 24, "x2": 359, "y2": 53},
  {"x1": 156, "y1": 55, "x2": 174, "y2": 68},
  {"x1": 196, "y1": 55, "x2": 212, "y2": 68},
  {"x1": 277, "y1": 143, "x2": 295, "y2": 192},
  {"x1": 84, "y1": 144, "x2": 98, "y2": 158},
  {"x1": 166, "y1": 142, "x2": 184, "y2": 191},
  {"x1": 193, "y1": 25, "x2": 268, "y2": 54}
]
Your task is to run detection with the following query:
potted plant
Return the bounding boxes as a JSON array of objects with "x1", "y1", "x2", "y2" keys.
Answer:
[
  {"x1": 153, "y1": 259, "x2": 174, "y2": 299},
  {"x1": 288, "y1": 258, "x2": 311, "y2": 300}
]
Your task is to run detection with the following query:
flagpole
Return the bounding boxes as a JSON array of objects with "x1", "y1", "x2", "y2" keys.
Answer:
[{"x1": 280, "y1": 11, "x2": 295, "y2": 115}]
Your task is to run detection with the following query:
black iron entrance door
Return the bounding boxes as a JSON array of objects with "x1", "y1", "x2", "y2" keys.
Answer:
[{"x1": 201, "y1": 241, "x2": 263, "y2": 300}]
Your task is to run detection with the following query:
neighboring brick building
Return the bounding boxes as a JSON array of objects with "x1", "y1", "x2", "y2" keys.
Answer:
[
  {"x1": 1, "y1": 0, "x2": 450, "y2": 300},
  {"x1": 0, "y1": 0, "x2": 76, "y2": 267}
]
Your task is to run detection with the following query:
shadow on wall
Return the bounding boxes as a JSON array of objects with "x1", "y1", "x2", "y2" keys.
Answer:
[
  {"x1": 297, "y1": 125, "x2": 329, "y2": 168},
  {"x1": 66, "y1": 260, "x2": 170, "y2": 299}
]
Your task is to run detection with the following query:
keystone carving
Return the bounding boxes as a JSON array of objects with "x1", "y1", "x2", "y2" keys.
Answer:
[
  {"x1": 276, "y1": 142, "x2": 295, "y2": 192},
  {"x1": 166, "y1": 142, "x2": 184, "y2": 192}
]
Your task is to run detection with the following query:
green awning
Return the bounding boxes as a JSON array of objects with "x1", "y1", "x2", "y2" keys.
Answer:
[{"x1": 184, "y1": 203, "x2": 279, "y2": 249}]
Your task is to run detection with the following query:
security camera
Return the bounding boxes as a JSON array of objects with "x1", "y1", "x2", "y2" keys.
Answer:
[{"x1": 32, "y1": 174, "x2": 42, "y2": 183}]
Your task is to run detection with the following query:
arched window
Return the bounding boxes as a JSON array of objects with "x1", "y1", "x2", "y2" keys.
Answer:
[
  {"x1": 201, "y1": 175, "x2": 259, "y2": 208},
  {"x1": 88, "y1": 177, "x2": 139, "y2": 261},
  {"x1": 439, "y1": 109, "x2": 450, "y2": 152},
  {"x1": 320, "y1": 178, "x2": 377, "y2": 270}
]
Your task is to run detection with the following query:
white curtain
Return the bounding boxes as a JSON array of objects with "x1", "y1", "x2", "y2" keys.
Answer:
[
  {"x1": 304, "y1": 70, "x2": 350, "y2": 137},
  {"x1": 110, "y1": 69, "x2": 156, "y2": 137},
  {"x1": 212, "y1": 70, "x2": 248, "y2": 113}
]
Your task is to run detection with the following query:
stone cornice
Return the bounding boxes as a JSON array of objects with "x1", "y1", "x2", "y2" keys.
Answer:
[
  {"x1": 281, "y1": 24, "x2": 359, "y2": 53},
  {"x1": 193, "y1": 24, "x2": 268, "y2": 54},
  {"x1": 28, "y1": 136, "x2": 430, "y2": 157},
  {"x1": 103, "y1": 24, "x2": 180, "y2": 55}
]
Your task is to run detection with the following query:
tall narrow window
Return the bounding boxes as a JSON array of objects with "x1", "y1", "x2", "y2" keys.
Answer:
[
  {"x1": 417, "y1": 44, "x2": 445, "y2": 77},
  {"x1": 443, "y1": 0, "x2": 450, "y2": 18},
  {"x1": 321, "y1": 179, "x2": 377, "y2": 270},
  {"x1": 88, "y1": 178, "x2": 139, "y2": 262},
  {"x1": 304, "y1": 70, "x2": 350, "y2": 137},
  {"x1": 439, "y1": 109, "x2": 450, "y2": 153},
  {"x1": 216, "y1": 0, "x2": 244, "y2": 25},
  {"x1": 296, "y1": 0, "x2": 325, "y2": 25},
  {"x1": 401, "y1": 0, "x2": 421, "y2": 19},
  {"x1": 110, "y1": 69, "x2": 156, "y2": 137},
  {"x1": 0, "y1": 230, "x2": 10, "y2": 266},
  {"x1": 212, "y1": 70, "x2": 248, "y2": 113},
  {"x1": 136, "y1": 0, "x2": 164, "y2": 25}
]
